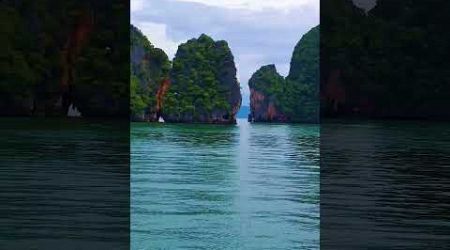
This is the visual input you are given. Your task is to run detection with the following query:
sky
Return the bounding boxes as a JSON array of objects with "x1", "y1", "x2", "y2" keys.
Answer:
[{"x1": 131, "y1": 0, "x2": 319, "y2": 106}]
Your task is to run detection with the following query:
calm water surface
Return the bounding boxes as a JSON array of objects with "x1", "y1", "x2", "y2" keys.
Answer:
[
  {"x1": 0, "y1": 118, "x2": 129, "y2": 249},
  {"x1": 321, "y1": 120, "x2": 450, "y2": 249},
  {"x1": 131, "y1": 119, "x2": 320, "y2": 249}
]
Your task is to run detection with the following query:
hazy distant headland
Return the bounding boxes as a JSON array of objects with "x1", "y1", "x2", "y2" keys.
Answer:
[{"x1": 131, "y1": 24, "x2": 319, "y2": 124}]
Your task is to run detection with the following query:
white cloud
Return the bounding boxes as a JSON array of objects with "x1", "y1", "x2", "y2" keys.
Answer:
[
  {"x1": 131, "y1": 0, "x2": 319, "y2": 105},
  {"x1": 131, "y1": 0, "x2": 145, "y2": 13},
  {"x1": 235, "y1": 54, "x2": 262, "y2": 97},
  {"x1": 173, "y1": 0, "x2": 318, "y2": 11},
  {"x1": 134, "y1": 22, "x2": 183, "y2": 59}
]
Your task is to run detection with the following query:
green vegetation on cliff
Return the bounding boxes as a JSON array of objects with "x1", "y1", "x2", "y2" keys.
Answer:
[
  {"x1": 321, "y1": 0, "x2": 450, "y2": 119},
  {"x1": 283, "y1": 25, "x2": 319, "y2": 122},
  {"x1": 0, "y1": 1, "x2": 65, "y2": 115},
  {"x1": 72, "y1": 1, "x2": 129, "y2": 117},
  {"x1": 130, "y1": 24, "x2": 170, "y2": 120},
  {"x1": 249, "y1": 25, "x2": 319, "y2": 123},
  {"x1": 130, "y1": 75, "x2": 147, "y2": 115},
  {"x1": 163, "y1": 34, "x2": 241, "y2": 123},
  {"x1": 249, "y1": 65, "x2": 285, "y2": 100},
  {"x1": 0, "y1": 0, "x2": 129, "y2": 116},
  {"x1": 248, "y1": 65, "x2": 287, "y2": 122}
]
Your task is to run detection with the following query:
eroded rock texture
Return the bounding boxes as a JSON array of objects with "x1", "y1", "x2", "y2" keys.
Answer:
[
  {"x1": 249, "y1": 25, "x2": 319, "y2": 123},
  {"x1": 248, "y1": 65, "x2": 288, "y2": 122},
  {"x1": 130, "y1": 24, "x2": 170, "y2": 121},
  {"x1": 1, "y1": 1, "x2": 129, "y2": 117},
  {"x1": 162, "y1": 34, "x2": 241, "y2": 124}
]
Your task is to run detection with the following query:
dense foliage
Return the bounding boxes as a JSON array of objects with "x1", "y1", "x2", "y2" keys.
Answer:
[
  {"x1": 130, "y1": 24, "x2": 170, "y2": 120},
  {"x1": 0, "y1": 0, "x2": 129, "y2": 116},
  {"x1": 1, "y1": 1, "x2": 65, "y2": 115},
  {"x1": 248, "y1": 64, "x2": 285, "y2": 106},
  {"x1": 72, "y1": 1, "x2": 129, "y2": 117},
  {"x1": 283, "y1": 25, "x2": 319, "y2": 122},
  {"x1": 321, "y1": 0, "x2": 450, "y2": 119},
  {"x1": 248, "y1": 26, "x2": 319, "y2": 123},
  {"x1": 163, "y1": 34, "x2": 241, "y2": 123}
]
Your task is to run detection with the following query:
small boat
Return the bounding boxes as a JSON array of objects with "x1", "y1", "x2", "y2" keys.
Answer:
[{"x1": 67, "y1": 104, "x2": 82, "y2": 117}]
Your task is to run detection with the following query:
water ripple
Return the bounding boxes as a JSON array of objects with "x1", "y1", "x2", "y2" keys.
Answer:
[{"x1": 131, "y1": 119, "x2": 319, "y2": 249}]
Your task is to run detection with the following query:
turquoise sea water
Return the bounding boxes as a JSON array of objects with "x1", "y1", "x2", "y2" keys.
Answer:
[{"x1": 131, "y1": 119, "x2": 319, "y2": 249}]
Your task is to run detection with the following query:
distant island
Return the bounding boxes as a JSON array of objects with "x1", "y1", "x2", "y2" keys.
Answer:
[{"x1": 236, "y1": 106, "x2": 250, "y2": 119}]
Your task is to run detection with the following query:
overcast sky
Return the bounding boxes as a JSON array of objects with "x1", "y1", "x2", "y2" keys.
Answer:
[{"x1": 131, "y1": 0, "x2": 319, "y2": 105}]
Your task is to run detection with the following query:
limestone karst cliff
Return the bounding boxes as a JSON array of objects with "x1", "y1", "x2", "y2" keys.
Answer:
[
  {"x1": 321, "y1": 0, "x2": 450, "y2": 119},
  {"x1": 161, "y1": 34, "x2": 241, "y2": 124},
  {"x1": 248, "y1": 65, "x2": 288, "y2": 122},
  {"x1": 130, "y1": 24, "x2": 170, "y2": 121},
  {"x1": 1, "y1": 0, "x2": 129, "y2": 117},
  {"x1": 249, "y1": 25, "x2": 319, "y2": 123}
]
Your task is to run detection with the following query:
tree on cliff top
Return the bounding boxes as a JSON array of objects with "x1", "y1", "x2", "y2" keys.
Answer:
[
  {"x1": 1, "y1": 0, "x2": 130, "y2": 116},
  {"x1": 248, "y1": 64, "x2": 285, "y2": 106},
  {"x1": 130, "y1": 24, "x2": 170, "y2": 118},
  {"x1": 248, "y1": 25, "x2": 319, "y2": 123},
  {"x1": 283, "y1": 25, "x2": 319, "y2": 123},
  {"x1": 163, "y1": 33, "x2": 240, "y2": 122}
]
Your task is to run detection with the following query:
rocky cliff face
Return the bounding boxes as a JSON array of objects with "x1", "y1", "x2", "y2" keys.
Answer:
[
  {"x1": 321, "y1": 0, "x2": 450, "y2": 119},
  {"x1": 69, "y1": 1, "x2": 130, "y2": 117},
  {"x1": 249, "y1": 25, "x2": 319, "y2": 123},
  {"x1": 162, "y1": 34, "x2": 241, "y2": 124},
  {"x1": 58, "y1": 10, "x2": 94, "y2": 116},
  {"x1": 248, "y1": 65, "x2": 288, "y2": 122},
  {"x1": 130, "y1": 24, "x2": 170, "y2": 121},
  {"x1": 285, "y1": 25, "x2": 319, "y2": 123},
  {"x1": 1, "y1": 1, "x2": 129, "y2": 117}
]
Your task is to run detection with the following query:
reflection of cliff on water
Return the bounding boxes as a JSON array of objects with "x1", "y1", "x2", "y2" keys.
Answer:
[
  {"x1": 132, "y1": 122, "x2": 239, "y2": 147},
  {"x1": 321, "y1": 120, "x2": 450, "y2": 249},
  {"x1": 0, "y1": 118, "x2": 129, "y2": 249}
]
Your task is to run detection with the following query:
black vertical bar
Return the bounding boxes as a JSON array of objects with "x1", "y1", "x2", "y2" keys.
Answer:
[
  {"x1": 320, "y1": 0, "x2": 450, "y2": 249},
  {"x1": 0, "y1": 1, "x2": 130, "y2": 249}
]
